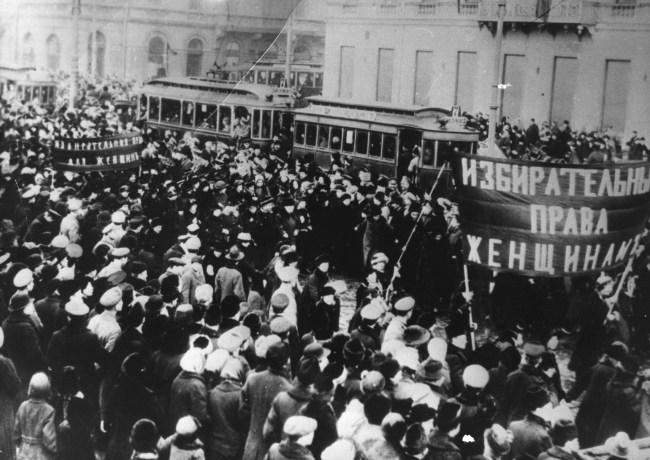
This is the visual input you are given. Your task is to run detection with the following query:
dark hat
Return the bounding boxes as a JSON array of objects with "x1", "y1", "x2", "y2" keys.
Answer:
[
  {"x1": 500, "y1": 345, "x2": 522, "y2": 370},
  {"x1": 25, "y1": 254, "x2": 43, "y2": 270},
  {"x1": 403, "y1": 326, "x2": 431, "y2": 347},
  {"x1": 322, "y1": 362, "x2": 345, "y2": 382},
  {"x1": 379, "y1": 358, "x2": 401, "y2": 380},
  {"x1": 524, "y1": 385, "x2": 550, "y2": 412},
  {"x1": 314, "y1": 253, "x2": 331, "y2": 266},
  {"x1": 9, "y1": 292, "x2": 30, "y2": 311},
  {"x1": 343, "y1": 338, "x2": 366, "y2": 367},
  {"x1": 58, "y1": 366, "x2": 81, "y2": 396},
  {"x1": 408, "y1": 404, "x2": 437, "y2": 424},
  {"x1": 160, "y1": 275, "x2": 179, "y2": 302},
  {"x1": 318, "y1": 286, "x2": 336, "y2": 297},
  {"x1": 145, "y1": 295, "x2": 164, "y2": 312},
  {"x1": 606, "y1": 341, "x2": 629, "y2": 362},
  {"x1": 436, "y1": 401, "x2": 462, "y2": 432},
  {"x1": 221, "y1": 294, "x2": 240, "y2": 318},
  {"x1": 44, "y1": 278, "x2": 62, "y2": 295},
  {"x1": 225, "y1": 245, "x2": 244, "y2": 261},
  {"x1": 128, "y1": 260, "x2": 147, "y2": 275},
  {"x1": 314, "y1": 374, "x2": 334, "y2": 393},
  {"x1": 296, "y1": 356, "x2": 321, "y2": 385},
  {"x1": 97, "y1": 210, "x2": 111, "y2": 225},
  {"x1": 41, "y1": 264, "x2": 59, "y2": 283},
  {"x1": 417, "y1": 359, "x2": 444, "y2": 382},
  {"x1": 445, "y1": 319, "x2": 466, "y2": 340},
  {"x1": 121, "y1": 352, "x2": 148, "y2": 378},
  {"x1": 403, "y1": 423, "x2": 428, "y2": 456},
  {"x1": 266, "y1": 341, "x2": 289, "y2": 370},
  {"x1": 130, "y1": 419, "x2": 159, "y2": 453}
]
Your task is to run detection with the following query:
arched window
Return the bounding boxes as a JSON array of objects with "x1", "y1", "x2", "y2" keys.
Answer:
[
  {"x1": 22, "y1": 33, "x2": 35, "y2": 66},
  {"x1": 148, "y1": 36, "x2": 166, "y2": 77},
  {"x1": 87, "y1": 31, "x2": 106, "y2": 77},
  {"x1": 224, "y1": 40, "x2": 240, "y2": 66},
  {"x1": 47, "y1": 35, "x2": 61, "y2": 71},
  {"x1": 186, "y1": 38, "x2": 203, "y2": 77},
  {"x1": 293, "y1": 44, "x2": 312, "y2": 63},
  {"x1": 257, "y1": 41, "x2": 278, "y2": 61}
]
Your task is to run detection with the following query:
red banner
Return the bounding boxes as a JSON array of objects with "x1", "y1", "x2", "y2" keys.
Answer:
[{"x1": 51, "y1": 132, "x2": 144, "y2": 172}]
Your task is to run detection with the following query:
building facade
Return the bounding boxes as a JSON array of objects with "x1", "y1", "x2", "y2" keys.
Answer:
[
  {"x1": 323, "y1": 0, "x2": 650, "y2": 138},
  {"x1": 0, "y1": 0, "x2": 325, "y2": 81}
]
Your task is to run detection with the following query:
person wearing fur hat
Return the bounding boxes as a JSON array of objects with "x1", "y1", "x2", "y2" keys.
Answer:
[
  {"x1": 130, "y1": 419, "x2": 162, "y2": 460},
  {"x1": 104, "y1": 353, "x2": 165, "y2": 460},
  {"x1": 263, "y1": 356, "x2": 320, "y2": 449},
  {"x1": 0, "y1": 327, "x2": 20, "y2": 460},
  {"x1": 54, "y1": 366, "x2": 95, "y2": 460},
  {"x1": 240, "y1": 342, "x2": 292, "y2": 460},
  {"x1": 2, "y1": 292, "x2": 47, "y2": 396},
  {"x1": 14, "y1": 373, "x2": 57, "y2": 460},
  {"x1": 297, "y1": 254, "x2": 330, "y2": 336}
]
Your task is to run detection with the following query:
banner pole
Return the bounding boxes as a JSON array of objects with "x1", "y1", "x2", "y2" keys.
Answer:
[
  {"x1": 385, "y1": 163, "x2": 448, "y2": 301},
  {"x1": 463, "y1": 264, "x2": 477, "y2": 351},
  {"x1": 603, "y1": 235, "x2": 641, "y2": 325}
]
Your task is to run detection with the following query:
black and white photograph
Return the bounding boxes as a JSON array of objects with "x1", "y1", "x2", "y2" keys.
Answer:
[{"x1": 0, "y1": 0, "x2": 649, "y2": 459}]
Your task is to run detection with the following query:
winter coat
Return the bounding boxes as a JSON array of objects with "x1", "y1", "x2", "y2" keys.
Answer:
[
  {"x1": 214, "y1": 266, "x2": 246, "y2": 302},
  {"x1": 14, "y1": 399, "x2": 57, "y2": 460},
  {"x1": 426, "y1": 431, "x2": 462, "y2": 460},
  {"x1": 0, "y1": 356, "x2": 20, "y2": 460},
  {"x1": 298, "y1": 401, "x2": 338, "y2": 459},
  {"x1": 207, "y1": 379, "x2": 244, "y2": 460},
  {"x1": 105, "y1": 376, "x2": 165, "y2": 460},
  {"x1": 265, "y1": 441, "x2": 315, "y2": 460},
  {"x1": 497, "y1": 364, "x2": 546, "y2": 426},
  {"x1": 169, "y1": 442, "x2": 204, "y2": 460},
  {"x1": 181, "y1": 269, "x2": 203, "y2": 305},
  {"x1": 637, "y1": 381, "x2": 650, "y2": 438},
  {"x1": 568, "y1": 356, "x2": 617, "y2": 448},
  {"x1": 298, "y1": 270, "x2": 328, "y2": 336},
  {"x1": 537, "y1": 446, "x2": 574, "y2": 460},
  {"x1": 263, "y1": 383, "x2": 313, "y2": 447},
  {"x1": 54, "y1": 395, "x2": 95, "y2": 460},
  {"x1": 169, "y1": 371, "x2": 209, "y2": 429},
  {"x1": 33, "y1": 295, "x2": 67, "y2": 352},
  {"x1": 240, "y1": 368, "x2": 291, "y2": 460},
  {"x1": 2, "y1": 311, "x2": 47, "y2": 392},
  {"x1": 311, "y1": 299, "x2": 339, "y2": 341},
  {"x1": 47, "y1": 319, "x2": 109, "y2": 408},
  {"x1": 508, "y1": 414, "x2": 553, "y2": 460},
  {"x1": 595, "y1": 370, "x2": 641, "y2": 444}
]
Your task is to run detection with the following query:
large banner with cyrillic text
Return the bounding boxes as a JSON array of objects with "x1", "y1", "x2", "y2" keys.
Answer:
[{"x1": 449, "y1": 153, "x2": 650, "y2": 276}]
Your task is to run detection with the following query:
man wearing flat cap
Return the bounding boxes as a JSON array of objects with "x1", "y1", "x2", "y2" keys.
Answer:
[
  {"x1": 89, "y1": 286, "x2": 123, "y2": 352},
  {"x1": 265, "y1": 415, "x2": 318, "y2": 460},
  {"x1": 97, "y1": 247, "x2": 130, "y2": 279}
]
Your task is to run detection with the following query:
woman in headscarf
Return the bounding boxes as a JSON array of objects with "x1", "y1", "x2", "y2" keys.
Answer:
[{"x1": 168, "y1": 348, "x2": 209, "y2": 433}]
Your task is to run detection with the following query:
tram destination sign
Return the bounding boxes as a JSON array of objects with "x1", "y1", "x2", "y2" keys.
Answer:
[
  {"x1": 308, "y1": 103, "x2": 377, "y2": 122},
  {"x1": 449, "y1": 153, "x2": 650, "y2": 276}
]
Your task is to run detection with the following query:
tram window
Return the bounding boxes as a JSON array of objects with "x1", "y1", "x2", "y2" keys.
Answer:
[
  {"x1": 343, "y1": 129, "x2": 355, "y2": 153},
  {"x1": 295, "y1": 122, "x2": 306, "y2": 145},
  {"x1": 318, "y1": 125, "x2": 330, "y2": 149},
  {"x1": 269, "y1": 71, "x2": 283, "y2": 86},
  {"x1": 437, "y1": 141, "x2": 455, "y2": 166},
  {"x1": 33, "y1": 87, "x2": 41, "y2": 102},
  {"x1": 206, "y1": 104, "x2": 218, "y2": 129},
  {"x1": 182, "y1": 101, "x2": 194, "y2": 127},
  {"x1": 306, "y1": 124, "x2": 317, "y2": 147},
  {"x1": 330, "y1": 127, "x2": 342, "y2": 150},
  {"x1": 272, "y1": 111, "x2": 282, "y2": 137},
  {"x1": 356, "y1": 130, "x2": 369, "y2": 155},
  {"x1": 25, "y1": 87, "x2": 32, "y2": 102},
  {"x1": 422, "y1": 140, "x2": 435, "y2": 166},
  {"x1": 257, "y1": 71, "x2": 268, "y2": 85},
  {"x1": 453, "y1": 141, "x2": 472, "y2": 155},
  {"x1": 139, "y1": 95, "x2": 148, "y2": 118},
  {"x1": 297, "y1": 72, "x2": 311, "y2": 87},
  {"x1": 234, "y1": 106, "x2": 251, "y2": 138},
  {"x1": 219, "y1": 106, "x2": 232, "y2": 133},
  {"x1": 369, "y1": 132, "x2": 382, "y2": 157},
  {"x1": 253, "y1": 110, "x2": 261, "y2": 138},
  {"x1": 148, "y1": 97, "x2": 160, "y2": 121},
  {"x1": 161, "y1": 99, "x2": 181, "y2": 124},
  {"x1": 383, "y1": 135, "x2": 396, "y2": 160},
  {"x1": 196, "y1": 103, "x2": 215, "y2": 128},
  {"x1": 290, "y1": 72, "x2": 296, "y2": 86},
  {"x1": 315, "y1": 73, "x2": 323, "y2": 88},
  {"x1": 262, "y1": 111, "x2": 272, "y2": 138},
  {"x1": 244, "y1": 71, "x2": 255, "y2": 83}
]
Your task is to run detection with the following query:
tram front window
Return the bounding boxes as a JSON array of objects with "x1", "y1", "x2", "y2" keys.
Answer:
[
  {"x1": 161, "y1": 98, "x2": 181, "y2": 124},
  {"x1": 422, "y1": 140, "x2": 435, "y2": 166},
  {"x1": 148, "y1": 97, "x2": 160, "y2": 121}
]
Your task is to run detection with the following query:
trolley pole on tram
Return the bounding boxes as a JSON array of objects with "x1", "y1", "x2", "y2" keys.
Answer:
[
  {"x1": 285, "y1": 10, "x2": 293, "y2": 87},
  {"x1": 487, "y1": 0, "x2": 506, "y2": 156},
  {"x1": 70, "y1": 0, "x2": 81, "y2": 107}
]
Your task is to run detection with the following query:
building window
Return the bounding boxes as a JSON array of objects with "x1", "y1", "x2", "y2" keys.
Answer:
[
  {"x1": 148, "y1": 36, "x2": 166, "y2": 76},
  {"x1": 376, "y1": 48, "x2": 394, "y2": 103},
  {"x1": 46, "y1": 34, "x2": 61, "y2": 71},
  {"x1": 22, "y1": 33, "x2": 35, "y2": 66},
  {"x1": 455, "y1": 51, "x2": 477, "y2": 113},
  {"x1": 414, "y1": 51, "x2": 433, "y2": 106},
  {"x1": 186, "y1": 38, "x2": 203, "y2": 77},
  {"x1": 339, "y1": 46, "x2": 355, "y2": 98},
  {"x1": 602, "y1": 60, "x2": 631, "y2": 133},
  {"x1": 258, "y1": 41, "x2": 278, "y2": 61},
  {"x1": 87, "y1": 31, "x2": 106, "y2": 77},
  {"x1": 550, "y1": 57, "x2": 577, "y2": 125},
  {"x1": 293, "y1": 44, "x2": 312, "y2": 63},
  {"x1": 224, "y1": 41, "x2": 240, "y2": 66},
  {"x1": 500, "y1": 54, "x2": 525, "y2": 121}
]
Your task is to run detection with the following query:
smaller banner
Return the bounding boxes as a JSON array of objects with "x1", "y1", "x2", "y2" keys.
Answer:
[
  {"x1": 51, "y1": 132, "x2": 145, "y2": 172},
  {"x1": 449, "y1": 153, "x2": 650, "y2": 277}
]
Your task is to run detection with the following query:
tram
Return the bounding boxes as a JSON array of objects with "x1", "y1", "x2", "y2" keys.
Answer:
[
  {"x1": 0, "y1": 65, "x2": 57, "y2": 106},
  {"x1": 292, "y1": 97, "x2": 479, "y2": 190},
  {"x1": 205, "y1": 62, "x2": 323, "y2": 97},
  {"x1": 136, "y1": 77, "x2": 294, "y2": 147}
]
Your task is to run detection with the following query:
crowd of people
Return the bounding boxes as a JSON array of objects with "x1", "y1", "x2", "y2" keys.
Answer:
[{"x1": 0, "y1": 76, "x2": 649, "y2": 460}]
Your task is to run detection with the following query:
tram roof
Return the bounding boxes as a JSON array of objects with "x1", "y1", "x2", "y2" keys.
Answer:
[
  {"x1": 0, "y1": 65, "x2": 56, "y2": 84},
  {"x1": 141, "y1": 77, "x2": 290, "y2": 107},
  {"x1": 303, "y1": 96, "x2": 452, "y2": 118}
]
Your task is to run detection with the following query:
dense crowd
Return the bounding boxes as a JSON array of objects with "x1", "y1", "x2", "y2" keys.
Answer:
[{"x1": 0, "y1": 78, "x2": 649, "y2": 460}]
